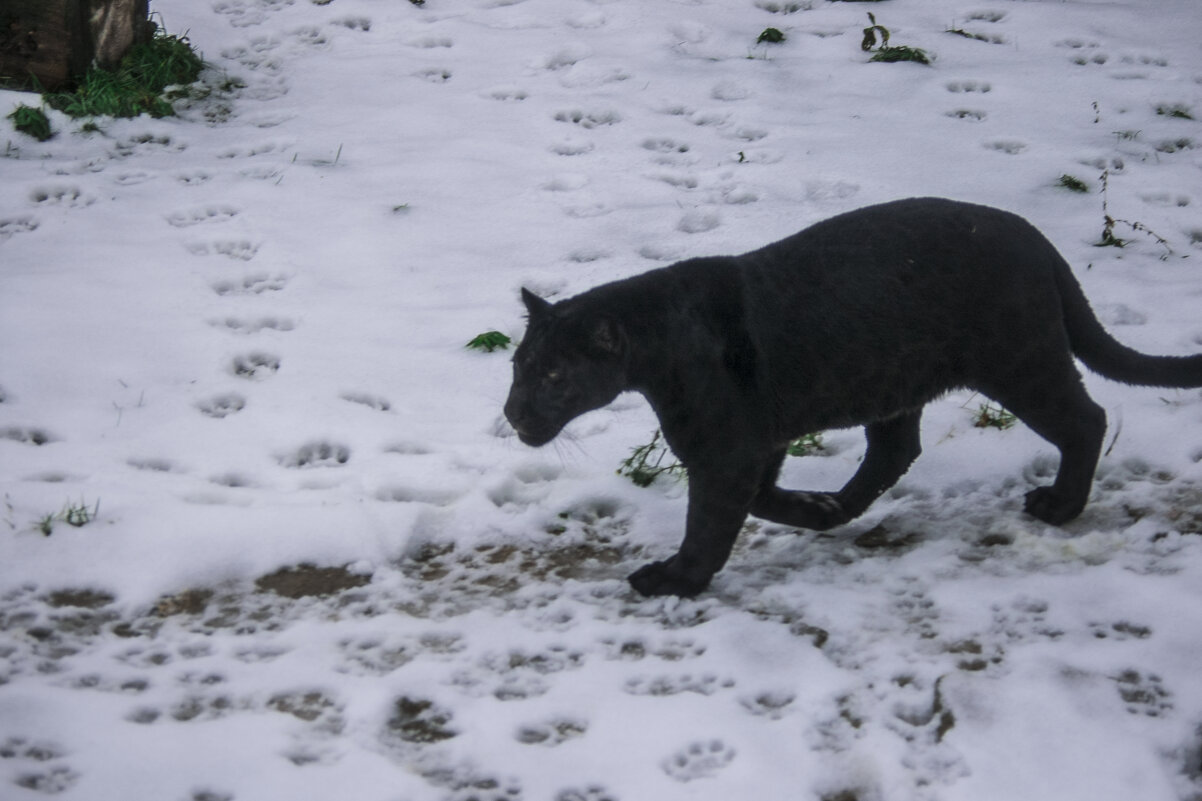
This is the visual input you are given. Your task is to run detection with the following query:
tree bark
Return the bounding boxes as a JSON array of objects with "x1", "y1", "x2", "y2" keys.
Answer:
[{"x1": 1, "y1": 0, "x2": 150, "y2": 92}]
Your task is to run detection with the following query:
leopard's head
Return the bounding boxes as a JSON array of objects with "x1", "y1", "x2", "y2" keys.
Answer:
[{"x1": 504, "y1": 288, "x2": 628, "y2": 447}]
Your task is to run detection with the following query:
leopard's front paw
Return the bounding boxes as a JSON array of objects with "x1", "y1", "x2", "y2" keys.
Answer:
[
  {"x1": 1023, "y1": 486, "x2": 1085, "y2": 526},
  {"x1": 628, "y1": 558, "x2": 712, "y2": 598}
]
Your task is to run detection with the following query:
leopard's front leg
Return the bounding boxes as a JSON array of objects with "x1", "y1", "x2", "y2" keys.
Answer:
[{"x1": 628, "y1": 467, "x2": 759, "y2": 597}]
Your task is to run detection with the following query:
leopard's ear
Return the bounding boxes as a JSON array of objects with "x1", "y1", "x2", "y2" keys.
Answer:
[
  {"x1": 591, "y1": 317, "x2": 624, "y2": 357},
  {"x1": 521, "y1": 287, "x2": 552, "y2": 318}
]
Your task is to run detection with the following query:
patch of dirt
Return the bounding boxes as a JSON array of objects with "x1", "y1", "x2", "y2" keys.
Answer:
[
  {"x1": 46, "y1": 589, "x2": 114, "y2": 608},
  {"x1": 386, "y1": 696, "x2": 458, "y2": 744},
  {"x1": 254, "y1": 564, "x2": 372, "y2": 599}
]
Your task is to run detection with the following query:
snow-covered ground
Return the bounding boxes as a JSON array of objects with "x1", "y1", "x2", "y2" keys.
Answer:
[{"x1": 2, "y1": 0, "x2": 1202, "y2": 798}]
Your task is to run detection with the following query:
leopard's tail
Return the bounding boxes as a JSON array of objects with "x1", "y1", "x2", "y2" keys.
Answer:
[{"x1": 1055, "y1": 257, "x2": 1202, "y2": 388}]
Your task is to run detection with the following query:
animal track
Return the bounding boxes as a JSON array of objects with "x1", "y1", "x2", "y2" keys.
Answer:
[
  {"x1": 383, "y1": 696, "x2": 458, "y2": 745},
  {"x1": 14, "y1": 765, "x2": 80, "y2": 794},
  {"x1": 755, "y1": 1, "x2": 809, "y2": 13},
  {"x1": 1, "y1": 426, "x2": 54, "y2": 445},
  {"x1": 0, "y1": 737, "x2": 65, "y2": 762},
  {"x1": 211, "y1": 472, "x2": 257, "y2": 488},
  {"x1": 335, "y1": 16, "x2": 371, "y2": 32},
  {"x1": 176, "y1": 171, "x2": 212, "y2": 185},
  {"x1": 1090, "y1": 620, "x2": 1152, "y2": 641},
  {"x1": 414, "y1": 68, "x2": 453, "y2": 83},
  {"x1": 623, "y1": 673, "x2": 734, "y2": 696},
  {"x1": 486, "y1": 86, "x2": 529, "y2": 102},
  {"x1": 112, "y1": 133, "x2": 183, "y2": 157},
  {"x1": 544, "y1": 174, "x2": 589, "y2": 192},
  {"x1": 553, "y1": 109, "x2": 621, "y2": 128},
  {"x1": 555, "y1": 785, "x2": 616, "y2": 801},
  {"x1": 211, "y1": 316, "x2": 295, "y2": 335},
  {"x1": 1155, "y1": 137, "x2": 1194, "y2": 154},
  {"x1": 290, "y1": 25, "x2": 329, "y2": 48},
  {"x1": 662, "y1": 739, "x2": 736, "y2": 782},
  {"x1": 677, "y1": 209, "x2": 721, "y2": 233},
  {"x1": 279, "y1": 441, "x2": 351, "y2": 468},
  {"x1": 408, "y1": 36, "x2": 453, "y2": 49},
  {"x1": 550, "y1": 140, "x2": 595, "y2": 156},
  {"x1": 649, "y1": 172, "x2": 698, "y2": 190},
  {"x1": 740, "y1": 690, "x2": 796, "y2": 719},
  {"x1": 0, "y1": 216, "x2": 39, "y2": 240},
  {"x1": 213, "y1": 0, "x2": 294, "y2": 28},
  {"x1": 166, "y1": 206, "x2": 239, "y2": 227},
  {"x1": 535, "y1": 45, "x2": 592, "y2": 71},
  {"x1": 127, "y1": 457, "x2": 179, "y2": 472},
  {"x1": 340, "y1": 392, "x2": 391, "y2": 411},
  {"x1": 212, "y1": 274, "x2": 288, "y2": 295},
  {"x1": 197, "y1": 393, "x2": 247, "y2": 419},
  {"x1": 218, "y1": 141, "x2": 286, "y2": 159},
  {"x1": 946, "y1": 80, "x2": 991, "y2": 93},
  {"x1": 946, "y1": 109, "x2": 987, "y2": 121},
  {"x1": 112, "y1": 171, "x2": 154, "y2": 186},
  {"x1": 187, "y1": 239, "x2": 260, "y2": 260},
  {"x1": 601, "y1": 636, "x2": 705, "y2": 661},
  {"x1": 985, "y1": 140, "x2": 1026, "y2": 155},
  {"x1": 230, "y1": 352, "x2": 280, "y2": 379},
  {"x1": 29, "y1": 185, "x2": 92, "y2": 207},
  {"x1": 1113, "y1": 669, "x2": 1172, "y2": 716},
  {"x1": 515, "y1": 717, "x2": 588, "y2": 746},
  {"x1": 642, "y1": 137, "x2": 690, "y2": 154},
  {"x1": 376, "y1": 486, "x2": 462, "y2": 506}
]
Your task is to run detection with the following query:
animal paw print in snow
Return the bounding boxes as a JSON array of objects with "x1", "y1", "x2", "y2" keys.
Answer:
[
  {"x1": 231, "y1": 352, "x2": 280, "y2": 379},
  {"x1": 555, "y1": 785, "x2": 617, "y2": 801},
  {"x1": 623, "y1": 673, "x2": 734, "y2": 696},
  {"x1": 662, "y1": 739, "x2": 736, "y2": 782},
  {"x1": 279, "y1": 441, "x2": 350, "y2": 468}
]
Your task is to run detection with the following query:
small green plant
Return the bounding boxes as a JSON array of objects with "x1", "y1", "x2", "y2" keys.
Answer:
[
  {"x1": 7, "y1": 104, "x2": 53, "y2": 141},
  {"x1": 465, "y1": 331, "x2": 512, "y2": 353},
  {"x1": 618, "y1": 429, "x2": 687, "y2": 487},
  {"x1": 946, "y1": 27, "x2": 999, "y2": 44},
  {"x1": 871, "y1": 45, "x2": 930, "y2": 64},
  {"x1": 1057, "y1": 174, "x2": 1090, "y2": 193},
  {"x1": 757, "y1": 27, "x2": 786, "y2": 44},
  {"x1": 44, "y1": 26, "x2": 204, "y2": 119},
  {"x1": 862, "y1": 13, "x2": 930, "y2": 64},
  {"x1": 1095, "y1": 169, "x2": 1171, "y2": 255},
  {"x1": 787, "y1": 433, "x2": 825, "y2": 456},
  {"x1": 36, "y1": 498, "x2": 101, "y2": 536},
  {"x1": 1156, "y1": 103, "x2": 1194, "y2": 120},
  {"x1": 972, "y1": 403, "x2": 1016, "y2": 430}
]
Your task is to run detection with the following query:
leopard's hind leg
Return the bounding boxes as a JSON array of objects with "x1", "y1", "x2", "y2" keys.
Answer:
[{"x1": 750, "y1": 410, "x2": 923, "y2": 529}]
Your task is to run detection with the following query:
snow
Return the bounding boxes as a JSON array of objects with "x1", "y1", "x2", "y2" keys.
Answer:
[{"x1": 2, "y1": 0, "x2": 1202, "y2": 798}]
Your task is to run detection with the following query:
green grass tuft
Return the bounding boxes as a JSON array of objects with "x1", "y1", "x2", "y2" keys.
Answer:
[
  {"x1": 618, "y1": 430, "x2": 687, "y2": 487},
  {"x1": 36, "y1": 498, "x2": 101, "y2": 536},
  {"x1": 7, "y1": 104, "x2": 53, "y2": 141},
  {"x1": 972, "y1": 403, "x2": 1016, "y2": 430},
  {"x1": 44, "y1": 28, "x2": 204, "y2": 119},
  {"x1": 861, "y1": 13, "x2": 930, "y2": 64},
  {"x1": 1156, "y1": 103, "x2": 1194, "y2": 120},
  {"x1": 1057, "y1": 174, "x2": 1090, "y2": 193},
  {"x1": 757, "y1": 28, "x2": 786, "y2": 44},
  {"x1": 787, "y1": 433, "x2": 825, "y2": 457},
  {"x1": 465, "y1": 331, "x2": 513, "y2": 353},
  {"x1": 870, "y1": 45, "x2": 931, "y2": 64}
]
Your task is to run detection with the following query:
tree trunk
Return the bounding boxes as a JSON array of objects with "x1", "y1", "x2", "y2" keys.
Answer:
[{"x1": 1, "y1": 0, "x2": 151, "y2": 92}]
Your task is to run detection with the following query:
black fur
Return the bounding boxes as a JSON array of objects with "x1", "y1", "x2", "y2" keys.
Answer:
[{"x1": 503, "y1": 198, "x2": 1202, "y2": 597}]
